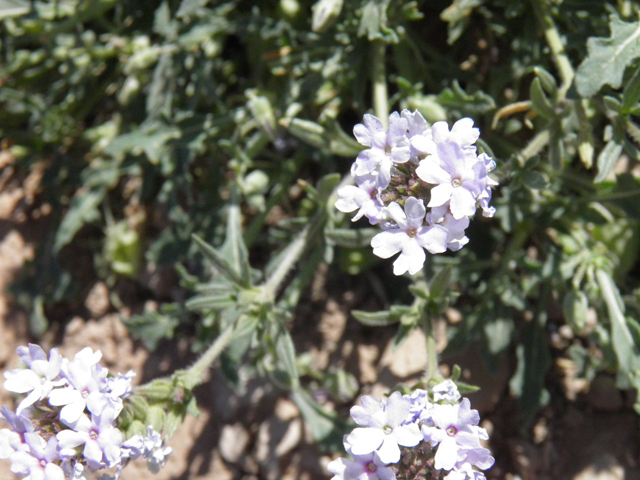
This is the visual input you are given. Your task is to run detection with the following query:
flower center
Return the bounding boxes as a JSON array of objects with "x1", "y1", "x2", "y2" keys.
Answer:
[
  {"x1": 383, "y1": 425, "x2": 393, "y2": 435},
  {"x1": 406, "y1": 227, "x2": 417, "y2": 238},
  {"x1": 366, "y1": 461, "x2": 377, "y2": 473},
  {"x1": 451, "y1": 178, "x2": 461, "y2": 188},
  {"x1": 446, "y1": 425, "x2": 457, "y2": 437},
  {"x1": 89, "y1": 429, "x2": 99, "y2": 441}
]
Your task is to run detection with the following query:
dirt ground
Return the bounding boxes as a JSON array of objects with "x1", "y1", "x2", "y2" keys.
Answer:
[{"x1": 0, "y1": 159, "x2": 639, "y2": 479}]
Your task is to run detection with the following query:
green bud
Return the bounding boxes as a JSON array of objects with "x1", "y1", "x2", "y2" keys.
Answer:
[
  {"x1": 126, "y1": 395, "x2": 150, "y2": 421},
  {"x1": 247, "y1": 91, "x2": 278, "y2": 139},
  {"x1": 118, "y1": 76, "x2": 141, "y2": 106},
  {"x1": 280, "y1": 118, "x2": 326, "y2": 149},
  {"x1": 405, "y1": 95, "x2": 448, "y2": 124},
  {"x1": 243, "y1": 170, "x2": 269, "y2": 195},
  {"x1": 146, "y1": 406, "x2": 167, "y2": 432},
  {"x1": 137, "y1": 378, "x2": 174, "y2": 402},
  {"x1": 125, "y1": 420, "x2": 147, "y2": 438}
]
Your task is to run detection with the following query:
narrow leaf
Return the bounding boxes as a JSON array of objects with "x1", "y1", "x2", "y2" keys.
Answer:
[
  {"x1": 192, "y1": 234, "x2": 247, "y2": 287},
  {"x1": 325, "y1": 228, "x2": 377, "y2": 248},
  {"x1": 595, "y1": 139, "x2": 623, "y2": 183},
  {"x1": 529, "y1": 78, "x2": 556, "y2": 119},
  {"x1": 352, "y1": 309, "x2": 400, "y2": 327}
]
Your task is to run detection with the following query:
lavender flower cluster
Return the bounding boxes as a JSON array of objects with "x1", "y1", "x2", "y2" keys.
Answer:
[
  {"x1": 328, "y1": 380, "x2": 493, "y2": 480},
  {"x1": 0, "y1": 344, "x2": 172, "y2": 480},
  {"x1": 336, "y1": 111, "x2": 498, "y2": 275}
]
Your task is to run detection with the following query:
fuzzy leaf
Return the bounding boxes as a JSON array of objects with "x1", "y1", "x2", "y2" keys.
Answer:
[
  {"x1": 54, "y1": 188, "x2": 105, "y2": 252},
  {"x1": 576, "y1": 15, "x2": 640, "y2": 97}
]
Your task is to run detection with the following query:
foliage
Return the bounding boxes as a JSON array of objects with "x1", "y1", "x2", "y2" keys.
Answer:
[{"x1": 3, "y1": 0, "x2": 640, "y2": 462}]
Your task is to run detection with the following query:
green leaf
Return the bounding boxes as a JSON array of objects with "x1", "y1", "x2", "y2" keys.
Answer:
[
  {"x1": 530, "y1": 78, "x2": 556, "y2": 119},
  {"x1": 316, "y1": 173, "x2": 341, "y2": 206},
  {"x1": 575, "y1": 15, "x2": 640, "y2": 97},
  {"x1": 437, "y1": 81, "x2": 495, "y2": 115},
  {"x1": 192, "y1": 235, "x2": 249, "y2": 288},
  {"x1": 54, "y1": 187, "x2": 105, "y2": 252},
  {"x1": 622, "y1": 67, "x2": 640, "y2": 114},
  {"x1": 352, "y1": 308, "x2": 406, "y2": 327},
  {"x1": 440, "y1": 0, "x2": 483, "y2": 45},
  {"x1": 275, "y1": 325, "x2": 300, "y2": 389},
  {"x1": 325, "y1": 228, "x2": 377, "y2": 248},
  {"x1": 358, "y1": 0, "x2": 396, "y2": 42},
  {"x1": 429, "y1": 266, "x2": 453, "y2": 300},
  {"x1": 185, "y1": 293, "x2": 237, "y2": 312},
  {"x1": 595, "y1": 138, "x2": 624, "y2": 183},
  {"x1": 563, "y1": 290, "x2": 589, "y2": 335},
  {"x1": 291, "y1": 389, "x2": 345, "y2": 450},
  {"x1": 533, "y1": 66, "x2": 558, "y2": 99},
  {"x1": 508, "y1": 315, "x2": 551, "y2": 427},
  {"x1": 220, "y1": 189, "x2": 252, "y2": 287},
  {"x1": 123, "y1": 310, "x2": 180, "y2": 351},
  {"x1": 596, "y1": 270, "x2": 640, "y2": 386},
  {"x1": 521, "y1": 171, "x2": 549, "y2": 190}
]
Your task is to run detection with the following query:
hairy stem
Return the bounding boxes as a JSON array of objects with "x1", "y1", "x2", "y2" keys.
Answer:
[
  {"x1": 372, "y1": 39, "x2": 389, "y2": 126},
  {"x1": 531, "y1": 0, "x2": 574, "y2": 98}
]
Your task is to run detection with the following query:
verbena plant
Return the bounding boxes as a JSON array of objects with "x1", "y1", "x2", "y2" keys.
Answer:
[{"x1": 1, "y1": 0, "x2": 640, "y2": 478}]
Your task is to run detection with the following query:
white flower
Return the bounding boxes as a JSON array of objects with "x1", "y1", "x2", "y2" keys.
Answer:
[
  {"x1": 432, "y1": 380, "x2": 461, "y2": 403},
  {"x1": 416, "y1": 142, "x2": 489, "y2": 220},
  {"x1": 421, "y1": 398, "x2": 483, "y2": 471},
  {"x1": 353, "y1": 113, "x2": 411, "y2": 189},
  {"x1": 371, "y1": 198, "x2": 448, "y2": 275},
  {"x1": 327, "y1": 450, "x2": 396, "y2": 480},
  {"x1": 57, "y1": 409, "x2": 123, "y2": 470},
  {"x1": 9, "y1": 433, "x2": 65, "y2": 480},
  {"x1": 336, "y1": 174, "x2": 386, "y2": 225},
  {"x1": 346, "y1": 392, "x2": 422, "y2": 464},
  {"x1": 4, "y1": 345, "x2": 65, "y2": 414}
]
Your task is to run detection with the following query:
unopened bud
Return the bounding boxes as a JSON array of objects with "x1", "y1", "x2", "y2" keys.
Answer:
[{"x1": 311, "y1": 0, "x2": 343, "y2": 33}]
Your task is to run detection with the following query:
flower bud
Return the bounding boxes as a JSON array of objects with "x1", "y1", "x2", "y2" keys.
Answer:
[{"x1": 311, "y1": 0, "x2": 343, "y2": 33}]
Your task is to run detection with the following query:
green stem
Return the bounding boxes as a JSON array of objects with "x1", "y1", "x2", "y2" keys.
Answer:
[
  {"x1": 182, "y1": 321, "x2": 236, "y2": 389},
  {"x1": 423, "y1": 315, "x2": 439, "y2": 383},
  {"x1": 372, "y1": 39, "x2": 389, "y2": 125},
  {"x1": 262, "y1": 215, "x2": 316, "y2": 299},
  {"x1": 519, "y1": 129, "x2": 550, "y2": 164},
  {"x1": 531, "y1": 0, "x2": 574, "y2": 98}
]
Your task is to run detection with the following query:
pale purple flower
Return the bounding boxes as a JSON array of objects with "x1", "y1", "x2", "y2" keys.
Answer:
[
  {"x1": 57, "y1": 410, "x2": 123, "y2": 469},
  {"x1": 432, "y1": 380, "x2": 461, "y2": 403},
  {"x1": 336, "y1": 174, "x2": 387, "y2": 225},
  {"x1": 431, "y1": 118, "x2": 480, "y2": 150},
  {"x1": 406, "y1": 389, "x2": 433, "y2": 424},
  {"x1": 4, "y1": 345, "x2": 65, "y2": 414},
  {"x1": 353, "y1": 113, "x2": 411, "y2": 189},
  {"x1": 444, "y1": 462, "x2": 488, "y2": 480},
  {"x1": 371, "y1": 198, "x2": 448, "y2": 275},
  {"x1": 476, "y1": 153, "x2": 498, "y2": 218},
  {"x1": 346, "y1": 391, "x2": 422, "y2": 464},
  {"x1": 409, "y1": 115, "x2": 480, "y2": 159},
  {"x1": 9, "y1": 433, "x2": 65, "y2": 480},
  {"x1": 422, "y1": 398, "x2": 483, "y2": 471},
  {"x1": 327, "y1": 450, "x2": 396, "y2": 480},
  {"x1": 416, "y1": 142, "x2": 489, "y2": 220},
  {"x1": 49, "y1": 353, "x2": 110, "y2": 424},
  {"x1": 120, "y1": 426, "x2": 171, "y2": 474}
]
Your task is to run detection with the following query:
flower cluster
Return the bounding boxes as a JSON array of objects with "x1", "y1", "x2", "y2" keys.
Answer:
[
  {"x1": 336, "y1": 111, "x2": 498, "y2": 275},
  {"x1": 328, "y1": 380, "x2": 493, "y2": 480},
  {"x1": 0, "y1": 344, "x2": 172, "y2": 480}
]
